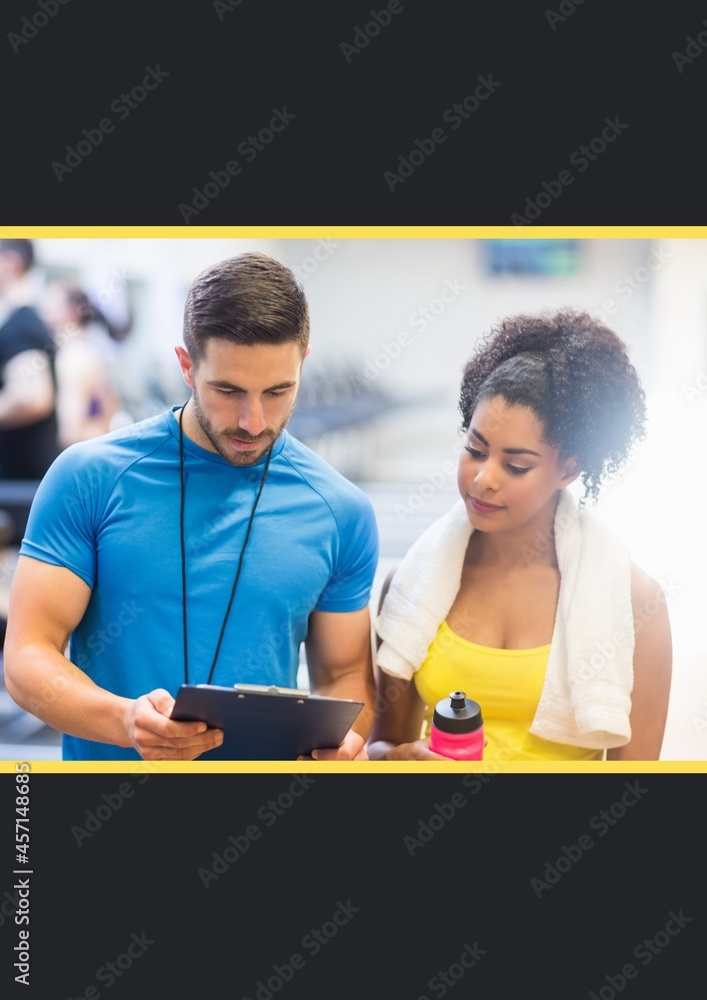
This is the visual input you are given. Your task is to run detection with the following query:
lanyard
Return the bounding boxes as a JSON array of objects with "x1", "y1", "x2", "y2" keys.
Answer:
[{"x1": 178, "y1": 404, "x2": 272, "y2": 685}]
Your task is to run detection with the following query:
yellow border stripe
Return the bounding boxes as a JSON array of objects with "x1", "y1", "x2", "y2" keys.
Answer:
[
  {"x1": 2, "y1": 761, "x2": 706, "y2": 774},
  {"x1": 2, "y1": 226, "x2": 707, "y2": 239}
]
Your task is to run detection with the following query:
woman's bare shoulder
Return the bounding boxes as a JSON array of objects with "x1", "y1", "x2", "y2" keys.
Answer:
[{"x1": 630, "y1": 562, "x2": 666, "y2": 609}]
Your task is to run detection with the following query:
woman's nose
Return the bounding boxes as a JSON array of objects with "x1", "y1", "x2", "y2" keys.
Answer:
[{"x1": 474, "y1": 461, "x2": 500, "y2": 492}]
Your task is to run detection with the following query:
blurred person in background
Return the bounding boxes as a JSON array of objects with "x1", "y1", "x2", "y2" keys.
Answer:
[
  {"x1": 369, "y1": 308, "x2": 672, "y2": 762},
  {"x1": 0, "y1": 239, "x2": 59, "y2": 480},
  {"x1": 0, "y1": 239, "x2": 60, "y2": 738},
  {"x1": 41, "y1": 280, "x2": 128, "y2": 449}
]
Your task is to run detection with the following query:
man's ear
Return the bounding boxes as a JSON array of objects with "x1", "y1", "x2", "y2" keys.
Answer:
[{"x1": 174, "y1": 346, "x2": 195, "y2": 388}]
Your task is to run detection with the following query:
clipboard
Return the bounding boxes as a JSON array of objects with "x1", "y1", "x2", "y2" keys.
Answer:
[{"x1": 171, "y1": 683, "x2": 364, "y2": 760}]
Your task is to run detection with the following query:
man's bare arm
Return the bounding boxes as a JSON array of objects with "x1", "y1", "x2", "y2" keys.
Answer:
[
  {"x1": 303, "y1": 606, "x2": 377, "y2": 760},
  {"x1": 4, "y1": 556, "x2": 222, "y2": 759}
]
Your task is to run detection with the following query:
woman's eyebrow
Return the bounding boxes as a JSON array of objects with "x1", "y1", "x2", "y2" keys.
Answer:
[{"x1": 471, "y1": 427, "x2": 541, "y2": 458}]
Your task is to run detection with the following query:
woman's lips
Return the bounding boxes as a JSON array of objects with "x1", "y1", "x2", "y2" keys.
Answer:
[{"x1": 470, "y1": 496, "x2": 505, "y2": 513}]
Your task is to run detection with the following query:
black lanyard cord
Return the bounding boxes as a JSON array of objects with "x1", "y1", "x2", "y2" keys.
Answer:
[{"x1": 178, "y1": 404, "x2": 273, "y2": 686}]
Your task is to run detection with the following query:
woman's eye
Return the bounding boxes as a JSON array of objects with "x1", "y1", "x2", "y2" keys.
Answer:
[{"x1": 465, "y1": 445, "x2": 530, "y2": 475}]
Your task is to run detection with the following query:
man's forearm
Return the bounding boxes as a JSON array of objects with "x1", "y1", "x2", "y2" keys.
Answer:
[
  {"x1": 4, "y1": 642, "x2": 132, "y2": 747},
  {"x1": 312, "y1": 669, "x2": 376, "y2": 741}
]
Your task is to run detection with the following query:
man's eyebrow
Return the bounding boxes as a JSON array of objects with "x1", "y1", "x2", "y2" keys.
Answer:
[
  {"x1": 207, "y1": 379, "x2": 297, "y2": 391},
  {"x1": 471, "y1": 427, "x2": 541, "y2": 458}
]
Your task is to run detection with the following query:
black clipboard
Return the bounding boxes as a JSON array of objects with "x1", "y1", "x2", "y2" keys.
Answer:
[{"x1": 171, "y1": 683, "x2": 364, "y2": 760}]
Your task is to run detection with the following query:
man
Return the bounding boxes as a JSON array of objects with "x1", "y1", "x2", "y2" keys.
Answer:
[
  {"x1": 3, "y1": 252, "x2": 379, "y2": 760},
  {"x1": 0, "y1": 239, "x2": 59, "y2": 482}
]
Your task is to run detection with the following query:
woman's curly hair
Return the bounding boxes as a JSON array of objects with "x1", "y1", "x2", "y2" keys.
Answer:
[{"x1": 458, "y1": 308, "x2": 647, "y2": 504}]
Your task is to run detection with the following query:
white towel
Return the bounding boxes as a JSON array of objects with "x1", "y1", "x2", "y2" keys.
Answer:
[{"x1": 375, "y1": 489, "x2": 634, "y2": 750}]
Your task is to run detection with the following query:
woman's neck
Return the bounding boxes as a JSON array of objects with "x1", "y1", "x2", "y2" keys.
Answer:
[{"x1": 468, "y1": 500, "x2": 560, "y2": 571}]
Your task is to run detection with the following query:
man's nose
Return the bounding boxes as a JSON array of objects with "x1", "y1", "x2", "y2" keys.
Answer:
[{"x1": 237, "y1": 397, "x2": 266, "y2": 436}]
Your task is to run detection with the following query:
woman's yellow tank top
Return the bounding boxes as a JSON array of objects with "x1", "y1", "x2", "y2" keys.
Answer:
[{"x1": 414, "y1": 621, "x2": 603, "y2": 761}]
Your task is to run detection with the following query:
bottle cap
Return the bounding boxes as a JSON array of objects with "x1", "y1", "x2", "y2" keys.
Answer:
[{"x1": 432, "y1": 691, "x2": 483, "y2": 735}]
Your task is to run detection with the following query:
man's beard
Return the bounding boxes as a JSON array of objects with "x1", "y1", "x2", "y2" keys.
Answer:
[{"x1": 191, "y1": 388, "x2": 293, "y2": 467}]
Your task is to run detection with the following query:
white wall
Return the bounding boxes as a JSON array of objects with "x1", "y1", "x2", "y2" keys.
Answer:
[{"x1": 269, "y1": 237, "x2": 662, "y2": 482}]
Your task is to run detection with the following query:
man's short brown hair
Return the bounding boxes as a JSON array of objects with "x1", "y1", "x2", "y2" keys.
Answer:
[{"x1": 183, "y1": 252, "x2": 310, "y2": 364}]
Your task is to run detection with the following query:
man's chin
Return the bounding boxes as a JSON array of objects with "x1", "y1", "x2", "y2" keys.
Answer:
[{"x1": 220, "y1": 435, "x2": 274, "y2": 467}]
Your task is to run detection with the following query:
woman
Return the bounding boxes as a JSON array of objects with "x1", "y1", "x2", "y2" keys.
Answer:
[
  {"x1": 41, "y1": 281, "x2": 126, "y2": 448},
  {"x1": 367, "y1": 308, "x2": 672, "y2": 761}
]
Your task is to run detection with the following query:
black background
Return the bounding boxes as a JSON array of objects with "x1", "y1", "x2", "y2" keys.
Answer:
[
  {"x1": 0, "y1": 772, "x2": 704, "y2": 996},
  {"x1": 0, "y1": 0, "x2": 704, "y2": 224},
  {"x1": 1, "y1": 0, "x2": 704, "y2": 994}
]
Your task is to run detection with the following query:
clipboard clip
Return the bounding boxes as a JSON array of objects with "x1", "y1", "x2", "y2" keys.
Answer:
[{"x1": 232, "y1": 683, "x2": 310, "y2": 697}]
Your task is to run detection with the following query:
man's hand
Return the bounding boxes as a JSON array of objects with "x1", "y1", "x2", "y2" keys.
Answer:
[
  {"x1": 298, "y1": 727, "x2": 368, "y2": 762},
  {"x1": 123, "y1": 688, "x2": 224, "y2": 760}
]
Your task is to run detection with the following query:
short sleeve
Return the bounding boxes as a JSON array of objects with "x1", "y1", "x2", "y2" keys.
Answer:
[
  {"x1": 18, "y1": 445, "x2": 103, "y2": 589},
  {"x1": 315, "y1": 490, "x2": 379, "y2": 613}
]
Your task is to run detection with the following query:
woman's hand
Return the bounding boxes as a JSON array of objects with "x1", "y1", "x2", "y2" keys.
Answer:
[
  {"x1": 381, "y1": 738, "x2": 447, "y2": 761},
  {"x1": 298, "y1": 728, "x2": 368, "y2": 761}
]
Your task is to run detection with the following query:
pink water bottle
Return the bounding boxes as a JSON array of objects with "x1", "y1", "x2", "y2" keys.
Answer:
[{"x1": 429, "y1": 691, "x2": 484, "y2": 760}]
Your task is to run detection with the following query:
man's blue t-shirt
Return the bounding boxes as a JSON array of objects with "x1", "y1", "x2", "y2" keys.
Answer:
[{"x1": 19, "y1": 407, "x2": 379, "y2": 760}]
